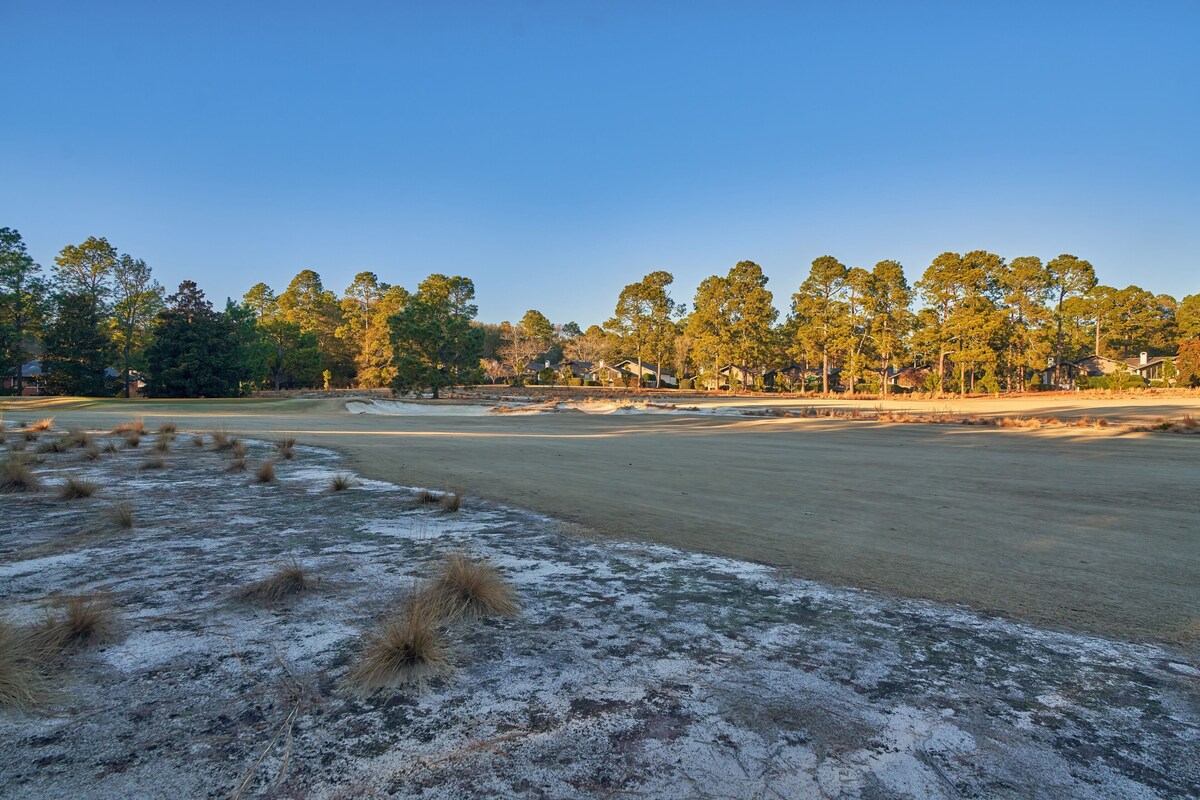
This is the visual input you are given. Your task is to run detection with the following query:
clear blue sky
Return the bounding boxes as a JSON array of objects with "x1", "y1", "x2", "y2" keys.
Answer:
[{"x1": 3, "y1": 1, "x2": 1197, "y2": 324}]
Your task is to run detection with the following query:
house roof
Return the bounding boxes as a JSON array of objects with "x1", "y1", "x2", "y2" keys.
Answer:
[{"x1": 613, "y1": 359, "x2": 676, "y2": 377}]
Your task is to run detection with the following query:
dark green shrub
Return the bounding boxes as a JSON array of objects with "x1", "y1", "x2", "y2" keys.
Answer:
[
  {"x1": 565, "y1": 377, "x2": 583, "y2": 387},
  {"x1": 678, "y1": 378, "x2": 694, "y2": 390}
]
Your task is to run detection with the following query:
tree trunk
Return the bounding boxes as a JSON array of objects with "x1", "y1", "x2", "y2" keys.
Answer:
[{"x1": 822, "y1": 349, "x2": 829, "y2": 394}]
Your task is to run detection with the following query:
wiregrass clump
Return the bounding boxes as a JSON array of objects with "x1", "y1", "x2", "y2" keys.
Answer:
[
  {"x1": 229, "y1": 439, "x2": 247, "y2": 458},
  {"x1": 429, "y1": 552, "x2": 520, "y2": 620},
  {"x1": 138, "y1": 456, "x2": 166, "y2": 471},
  {"x1": 349, "y1": 593, "x2": 452, "y2": 691},
  {"x1": 1, "y1": 455, "x2": 40, "y2": 493},
  {"x1": 112, "y1": 419, "x2": 145, "y2": 435},
  {"x1": 41, "y1": 596, "x2": 115, "y2": 649},
  {"x1": 210, "y1": 430, "x2": 231, "y2": 450},
  {"x1": 157, "y1": 421, "x2": 177, "y2": 435},
  {"x1": 152, "y1": 434, "x2": 172, "y2": 455},
  {"x1": 124, "y1": 430, "x2": 142, "y2": 449},
  {"x1": 83, "y1": 441, "x2": 102, "y2": 461},
  {"x1": 0, "y1": 619, "x2": 56, "y2": 710},
  {"x1": 227, "y1": 456, "x2": 247, "y2": 472},
  {"x1": 330, "y1": 473, "x2": 355, "y2": 492},
  {"x1": 109, "y1": 501, "x2": 135, "y2": 530},
  {"x1": 417, "y1": 489, "x2": 440, "y2": 506},
  {"x1": 439, "y1": 491, "x2": 463, "y2": 513},
  {"x1": 275, "y1": 437, "x2": 297, "y2": 460},
  {"x1": 58, "y1": 476, "x2": 100, "y2": 500},
  {"x1": 30, "y1": 418, "x2": 54, "y2": 432},
  {"x1": 236, "y1": 561, "x2": 309, "y2": 604},
  {"x1": 254, "y1": 460, "x2": 276, "y2": 483}
]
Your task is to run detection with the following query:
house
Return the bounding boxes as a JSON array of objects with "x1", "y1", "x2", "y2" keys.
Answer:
[
  {"x1": 1125, "y1": 352, "x2": 1175, "y2": 382},
  {"x1": 889, "y1": 366, "x2": 932, "y2": 391},
  {"x1": 592, "y1": 360, "x2": 636, "y2": 385},
  {"x1": 613, "y1": 359, "x2": 678, "y2": 387},
  {"x1": 2, "y1": 361, "x2": 143, "y2": 396},
  {"x1": 2, "y1": 360, "x2": 46, "y2": 395},
  {"x1": 763, "y1": 363, "x2": 846, "y2": 391}
]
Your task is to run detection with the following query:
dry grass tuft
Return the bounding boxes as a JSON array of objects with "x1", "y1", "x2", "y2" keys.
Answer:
[
  {"x1": 429, "y1": 552, "x2": 520, "y2": 620},
  {"x1": 112, "y1": 419, "x2": 145, "y2": 435},
  {"x1": 110, "y1": 501, "x2": 134, "y2": 530},
  {"x1": 152, "y1": 434, "x2": 172, "y2": 455},
  {"x1": 227, "y1": 456, "x2": 247, "y2": 472},
  {"x1": 254, "y1": 460, "x2": 276, "y2": 483},
  {"x1": 59, "y1": 475, "x2": 99, "y2": 500},
  {"x1": 138, "y1": 456, "x2": 166, "y2": 471},
  {"x1": 417, "y1": 489, "x2": 440, "y2": 505},
  {"x1": 349, "y1": 595, "x2": 452, "y2": 691},
  {"x1": 103, "y1": 440, "x2": 120, "y2": 454},
  {"x1": 83, "y1": 441, "x2": 102, "y2": 460},
  {"x1": 439, "y1": 491, "x2": 463, "y2": 513},
  {"x1": 330, "y1": 473, "x2": 355, "y2": 492},
  {"x1": 157, "y1": 421, "x2": 177, "y2": 434},
  {"x1": 278, "y1": 445, "x2": 295, "y2": 460},
  {"x1": 1181, "y1": 414, "x2": 1198, "y2": 430},
  {"x1": 124, "y1": 430, "x2": 142, "y2": 448},
  {"x1": 0, "y1": 619, "x2": 57, "y2": 709},
  {"x1": 42, "y1": 596, "x2": 115, "y2": 649},
  {"x1": 236, "y1": 561, "x2": 309, "y2": 603},
  {"x1": 36, "y1": 437, "x2": 71, "y2": 454},
  {"x1": 229, "y1": 439, "x2": 247, "y2": 458},
  {"x1": 30, "y1": 418, "x2": 54, "y2": 432},
  {"x1": 191, "y1": 435, "x2": 205, "y2": 447},
  {"x1": 1, "y1": 455, "x2": 40, "y2": 493},
  {"x1": 22, "y1": 430, "x2": 38, "y2": 442},
  {"x1": 275, "y1": 437, "x2": 297, "y2": 450},
  {"x1": 210, "y1": 430, "x2": 232, "y2": 450}
]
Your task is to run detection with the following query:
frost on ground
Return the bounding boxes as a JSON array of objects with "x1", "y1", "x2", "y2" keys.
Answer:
[{"x1": 0, "y1": 429, "x2": 1197, "y2": 799}]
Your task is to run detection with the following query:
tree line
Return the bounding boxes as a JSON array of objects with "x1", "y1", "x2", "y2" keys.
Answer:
[{"x1": 2, "y1": 227, "x2": 1198, "y2": 397}]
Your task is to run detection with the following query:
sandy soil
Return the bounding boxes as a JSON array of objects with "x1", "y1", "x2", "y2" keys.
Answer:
[
  {"x1": 3, "y1": 394, "x2": 1198, "y2": 648},
  {"x1": 1, "y1": 429, "x2": 1196, "y2": 798}
]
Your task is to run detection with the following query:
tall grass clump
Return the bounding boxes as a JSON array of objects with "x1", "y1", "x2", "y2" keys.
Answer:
[
  {"x1": 1, "y1": 455, "x2": 40, "y2": 493},
  {"x1": 124, "y1": 430, "x2": 142, "y2": 449},
  {"x1": 330, "y1": 473, "x2": 355, "y2": 492},
  {"x1": 236, "y1": 561, "x2": 308, "y2": 604},
  {"x1": 41, "y1": 596, "x2": 115, "y2": 649},
  {"x1": 58, "y1": 476, "x2": 100, "y2": 500},
  {"x1": 348, "y1": 593, "x2": 452, "y2": 691},
  {"x1": 275, "y1": 437, "x2": 297, "y2": 460},
  {"x1": 254, "y1": 460, "x2": 276, "y2": 483},
  {"x1": 439, "y1": 491, "x2": 463, "y2": 513},
  {"x1": 112, "y1": 419, "x2": 144, "y2": 435},
  {"x1": 0, "y1": 619, "x2": 56, "y2": 710},
  {"x1": 109, "y1": 501, "x2": 134, "y2": 530},
  {"x1": 157, "y1": 421, "x2": 177, "y2": 435},
  {"x1": 429, "y1": 552, "x2": 520, "y2": 620},
  {"x1": 152, "y1": 434, "x2": 172, "y2": 455},
  {"x1": 30, "y1": 418, "x2": 54, "y2": 432}
]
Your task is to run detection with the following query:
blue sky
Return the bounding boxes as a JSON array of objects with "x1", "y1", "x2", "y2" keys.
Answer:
[{"x1": 3, "y1": 1, "x2": 1197, "y2": 324}]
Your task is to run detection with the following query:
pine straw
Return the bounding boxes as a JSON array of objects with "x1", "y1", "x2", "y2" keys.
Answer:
[
  {"x1": 109, "y1": 501, "x2": 135, "y2": 530},
  {"x1": 428, "y1": 552, "x2": 520, "y2": 620},
  {"x1": 1, "y1": 455, "x2": 41, "y2": 493},
  {"x1": 59, "y1": 475, "x2": 100, "y2": 500},
  {"x1": 254, "y1": 460, "x2": 276, "y2": 483},
  {"x1": 348, "y1": 592, "x2": 453, "y2": 691},
  {"x1": 0, "y1": 619, "x2": 58, "y2": 710},
  {"x1": 330, "y1": 473, "x2": 355, "y2": 492},
  {"x1": 236, "y1": 561, "x2": 309, "y2": 604},
  {"x1": 39, "y1": 595, "x2": 115, "y2": 649}
]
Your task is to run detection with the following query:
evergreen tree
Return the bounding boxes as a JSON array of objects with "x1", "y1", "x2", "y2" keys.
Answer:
[
  {"x1": 144, "y1": 281, "x2": 242, "y2": 397},
  {"x1": 42, "y1": 293, "x2": 114, "y2": 396},
  {"x1": 0, "y1": 228, "x2": 48, "y2": 393},
  {"x1": 388, "y1": 274, "x2": 483, "y2": 397}
]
